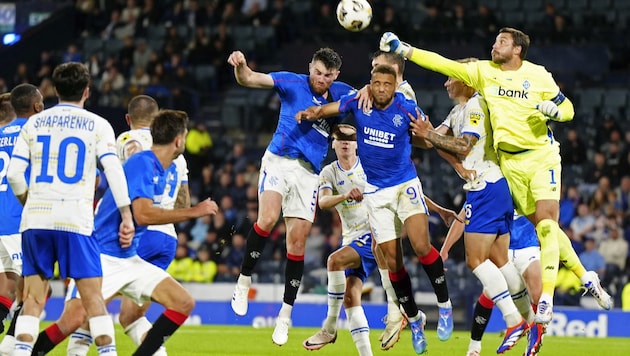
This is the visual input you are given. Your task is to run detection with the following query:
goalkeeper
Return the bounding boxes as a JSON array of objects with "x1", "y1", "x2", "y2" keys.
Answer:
[{"x1": 379, "y1": 27, "x2": 612, "y2": 356}]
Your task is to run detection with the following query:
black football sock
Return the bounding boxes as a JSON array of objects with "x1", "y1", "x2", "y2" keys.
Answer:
[
  {"x1": 420, "y1": 246, "x2": 450, "y2": 303},
  {"x1": 283, "y1": 254, "x2": 304, "y2": 305},
  {"x1": 241, "y1": 223, "x2": 270, "y2": 276},
  {"x1": 389, "y1": 268, "x2": 419, "y2": 319}
]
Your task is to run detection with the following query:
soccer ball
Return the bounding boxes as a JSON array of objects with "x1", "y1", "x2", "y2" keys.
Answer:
[{"x1": 336, "y1": 0, "x2": 372, "y2": 32}]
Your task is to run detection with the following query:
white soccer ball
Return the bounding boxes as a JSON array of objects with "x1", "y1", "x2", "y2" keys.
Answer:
[{"x1": 336, "y1": 0, "x2": 372, "y2": 32}]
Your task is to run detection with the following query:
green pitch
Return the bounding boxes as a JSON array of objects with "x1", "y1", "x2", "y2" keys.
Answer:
[{"x1": 43, "y1": 324, "x2": 630, "y2": 355}]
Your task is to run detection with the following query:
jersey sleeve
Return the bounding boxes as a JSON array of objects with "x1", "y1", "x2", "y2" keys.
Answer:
[
  {"x1": 270, "y1": 71, "x2": 299, "y2": 97},
  {"x1": 460, "y1": 98, "x2": 485, "y2": 139},
  {"x1": 338, "y1": 93, "x2": 359, "y2": 115},
  {"x1": 96, "y1": 120, "x2": 119, "y2": 161},
  {"x1": 318, "y1": 164, "x2": 335, "y2": 192},
  {"x1": 124, "y1": 156, "x2": 156, "y2": 202}
]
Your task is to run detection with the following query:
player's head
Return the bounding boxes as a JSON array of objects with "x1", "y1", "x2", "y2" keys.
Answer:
[
  {"x1": 309, "y1": 48, "x2": 342, "y2": 95},
  {"x1": 10, "y1": 83, "x2": 44, "y2": 118},
  {"x1": 492, "y1": 27, "x2": 530, "y2": 63},
  {"x1": 371, "y1": 50, "x2": 405, "y2": 80},
  {"x1": 151, "y1": 109, "x2": 189, "y2": 155},
  {"x1": 370, "y1": 64, "x2": 397, "y2": 108},
  {"x1": 331, "y1": 124, "x2": 357, "y2": 159},
  {"x1": 0, "y1": 93, "x2": 16, "y2": 124},
  {"x1": 444, "y1": 58, "x2": 478, "y2": 100},
  {"x1": 126, "y1": 95, "x2": 159, "y2": 128},
  {"x1": 52, "y1": 62, "x2": 91, "y2": 102}
]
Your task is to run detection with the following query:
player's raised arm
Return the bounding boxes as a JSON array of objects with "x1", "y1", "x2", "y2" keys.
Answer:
[
  {"x1": 380, "y1": 32, "x2": 471, "y2": 84},
  {"x1": 227, "y1": 50, "x2": 274, "y2": 89},
  {"x1": 537, "y1": 94, "x2": 575, "y2": 123},
  {"x1": 295, "y1": 101, "x2": 341, "y2": 123}
]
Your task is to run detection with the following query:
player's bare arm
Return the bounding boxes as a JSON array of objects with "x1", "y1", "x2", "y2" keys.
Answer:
[
  {"x1": 424, "y1": 195, "x2": 462, "y2": 227},
  {"x1": 318, "y1": 187, "x2": 363, "y2": 210},
  {"x1": 118, "y1": 206, "x2": 135, "y2": 248},
  {"x1": 411, "y1": 117, "x2": 477, "y2": 160},
  {"x1": 227, "y1": 50, "x2": 274, "y2": 89},
  {"x1": 132, "y1": 197, "x2": 218, "y2": 226},
  {"x1": 174, "y1": 183, "x2": 191, "y2": 209},
  {"x1": 440, "y1": 208, "x2": 466, "y2": 262},
  {"x1": 295, "y1": 101, "x2": 341, "y2": 123}
]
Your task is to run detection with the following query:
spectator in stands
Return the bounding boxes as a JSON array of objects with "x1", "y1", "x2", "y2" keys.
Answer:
[
  {"x1": 561, "y1": 128, "x2": 588, "y2": 166},
  {"x1": 220, "y1": 195, "x2": 239, "y2": 226},
  {"x1": 135, "y1": 0, "x2": 161, "y2": 37},
  {"x1": 560, "y1": 185, "x2": 581, "y2": 228},
  {"x1": 243, "y1": 161, "x2": 259, "y2": 187},
  {"x1": 603, "y1": 141, "x2": 623, "y2": 186},
  {"x1": 313, "y1": 3, "x2": 339, "y2": 42},
  {"x1": 61, "y1": 43, "x2": 82, "y2": 63},
  {"x1": 570, "y1": 203, "x2": 596, "y2": 245},
  {"x1": 38, "y1": 78, "x2": 57, "y2": 107},
  {"x1": 471, "y1": 4, "x2": 499, "y2": 43},
  {"x1": 189, "y1": 247, "x2": 218, "y2": 283},
  {"x1": 371, "y1": 5, "x2": 406, "y2": 38},
  {"x1": 185, "y1": 0, "x2": 210, "y2": 29},
  {"x1": 447, "y1": 3, "x2": 473, "y2": 43},
  {"x1": 418, "y1": 4, "x2": 447, "y2": 43},
  {"x1": 189, "y1": 215, "x2": 212, "y2": 246},
  {"x1": 12, "y1": 62, "x2": 34, "y2": 87},
  {"x1": 230, "y1": 172, "x2": 249, "y2": 210},
  {"x1": 579, "y1": 236, "x2": 606, "y2": 278},
  {"x1": 220, "y1": 232, "x2": 247, "y2": 281},
  {"x1": 101, "y1": 9, "x2": 127, "y2": 40},
  {"x1": 185, "y1": 121, "x2": 213, "y2": 180},
  {"x1": 100, "y1": 63, "x2": 126, "y2": 92},
  {"x1": 615, "y1": 175, "x2": 630, "y2": 214},
  {"x1": 266, "y1": 0, "x2": 293, "y2": 44},
  {"x1": 599, "y1": 224, "x2": 628, "y2": 291},
  {"x1": 584, "y1": 152, "x2": 611, "y2": 185},
  {"x1": 595, "y1": 114, "x2": 622, "y2": 149},
  {"x1": 128, "y1": 66, "x2": 150, "y2": 96},
  {"x1": 220, "y1": 1, "x2": 241, "y2": 26},
  {"x1": 554, "y1": 264, "x2": 582, "y2": 306},
  {"x1": 132, "y1": 38, "x2": 153, "y2": 71},
  {"x1": 212, "y1": 171, "x2": 233, "y2": 204},
  {"x1": 118, "y1": 36, "x2": 136, "y2": 76},
  {"x1": 241, "y1": 0, "x2": 268, "y2": 26},
  {"x1": 188, "y1": 27, "x2": 213, "y2": 66},
  {"x1": 166, "y1": 244, "x2": 195, "y2": 282},
  {"x1": 162, "y1": 0, "x2": 187, "y2": 28},
  {"x1": 0, "y1": 78, "x2": 8, "y2": 94},
  {"x1": 163, "y1": 26, "x2": 187, "y2": 57},
  {"x1": 209, "y1": 22, "x2": 234, "y2": 86},
  {"x1": 84, "y1": 53, "x2": 102, "y2": 79}
]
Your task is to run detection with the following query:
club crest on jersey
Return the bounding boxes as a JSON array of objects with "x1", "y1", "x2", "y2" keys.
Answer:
[
  {"x1": 469, "y1": 112, "x2": 482, "y2": 126},
  {"x1": 392, "y1": 114, "x2": 403, "y2": 127},
  {"x1": 522, "y1": 80, "x2": 531, "y2": 90}
]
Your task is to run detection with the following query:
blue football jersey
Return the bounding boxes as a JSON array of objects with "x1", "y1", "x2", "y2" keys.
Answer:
[
  {"x1": 510, "y1": 215, "x2": 539, "y2": 250},
  {"x1": 0, "y1": 118, "x2": 29, "y2": 235},
  {"x1": 339, "y1": 92, "x2": 419, "y2": 188},
  {"x1": 94, "y1": 150, "x2": 177, "y2": 258},
  {"x1": 268, "y1": 71, "x2": 354, "y2": 173}
]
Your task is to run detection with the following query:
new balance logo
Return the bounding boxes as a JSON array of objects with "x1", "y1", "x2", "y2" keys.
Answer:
[{"x1": 498, "y1": 86, "x2": 529, "y2": 99}]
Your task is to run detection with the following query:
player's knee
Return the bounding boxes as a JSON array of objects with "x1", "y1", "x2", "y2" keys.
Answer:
[
  {"x1": 118, "y1": 308, "x2": 142, "y2": 328},
  {"x1": 174, "y1": 292, "x2": 195, "y2": 315},
  {"x1": 257, "y1": 215, "x2": 277, "y2": 231}
]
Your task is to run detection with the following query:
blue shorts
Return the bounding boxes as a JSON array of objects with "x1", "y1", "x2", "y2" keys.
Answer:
[
  {"x1": 344, "y1": 233, "x2": 378, "y2": 283},
  {"x1": 22, "y1": 229, "x2": 102, "y2": 279},
  {"x1": 464, "y1": 178, "x2": 514, "y2": 235},
  {"x1": 137, "y1": 231, "x2": 177, "y2": 270}
]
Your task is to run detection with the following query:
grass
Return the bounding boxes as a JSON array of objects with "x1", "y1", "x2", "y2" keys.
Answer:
[{"x1": 40, "y1": 324, "x2": 630, "y2": 355}]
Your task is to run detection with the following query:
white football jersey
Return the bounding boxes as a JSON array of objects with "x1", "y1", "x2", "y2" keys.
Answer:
[
  {"x1": 398, "y1": 81, "x2": 417, "y2": 102},
  {"x1": 12, "y1": 104, "x2": 119, "y2": 235},
  {"x1": 439, "y1": 93, "x2": 503, "y2": 190},
  {"x1": 115, "y1": 128, "x2": 189, "y2": 237},
  {"x1": 319, "y1": 159, "x2": 371, "y2": 246}
]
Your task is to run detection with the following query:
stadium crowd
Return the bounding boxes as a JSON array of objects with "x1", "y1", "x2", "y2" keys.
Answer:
[{"x1": 1, "y1": 0, "x2": 629, "y2": 310}]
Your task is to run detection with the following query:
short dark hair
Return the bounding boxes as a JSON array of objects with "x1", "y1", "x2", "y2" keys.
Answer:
[
  {"x1": 312, "y1": 48, "x2": 342, "y2": 71},
  {"x1": 371, "y1": 50, "x2": 405, "y2": 75},
  {"x1": 52, "y1": 62, "x2": 90, "y2": 102},
  {"x1": 332, "y1": 124, "x2": 356, "y2": 141},
  {"x1": 151, "y1": 109, "x2": 189, "y2": 145},
  {"x1": 499, "y1": 27, "x2": 530, "y2": 59},
  {"x1": 10, "y1": 83, "x2": 39, "y2": 117},
  {"x1": 0, "y1": 93, "x2": 15, "y2": 123},
  {"x1": 372, "y1": 64, "x2": 397, "y2": 78},
  {"x1": 128, "y1": 95, "x2": 158, "y2": 126}
]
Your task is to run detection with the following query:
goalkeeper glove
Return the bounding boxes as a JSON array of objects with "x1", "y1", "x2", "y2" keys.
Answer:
[
  {"x1": 379, "y1": 32, "x2": 411, "y2": 57},
  {"x1": 537, "y1": 100, "x2": 561, "y2": 120}
]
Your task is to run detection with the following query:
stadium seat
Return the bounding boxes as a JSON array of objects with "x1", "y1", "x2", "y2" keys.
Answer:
[
  {"x1": 590, "y1": 0, "x2": 612, "y2": 10},
  {"x1": 576, "y1": 88, "x2": 604, "y2": 111},
  {"x1": 502, "y1": 11, "x2": 525, "y2": 28},
  {"x1": 498, "y1": 0, "x2": 521, "y2": 11},
  {"x1": 522, "y1": 0, "x2": 544, "y2": 12},
  {"x1": 82, "y1": 37, "x2": 103, "y2": 57},
  {"x1": 567, "y1": 0, "x2": 588, "y2": 11},
  {"x1": 602, "y1": 89, "x2": 628, "y2": 116},
  {"x1": 415, "y1": 90, "x2": 435, "y2": 108},
  {"x1": 194, "y1": 65, "x2": 218, "y2": 93}
]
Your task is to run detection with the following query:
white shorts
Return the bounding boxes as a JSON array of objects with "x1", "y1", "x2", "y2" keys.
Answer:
[
  {"x1": 509, "y1": 246, "x2": 540, "y2": 275},
  {"x1": 0, "y1": 234, "x2": 22, "y2": 274},
  {"x1": 259, "y1": 151, "x2": 318, "y2": 222},
  {"x1": 364, "y1": 177, "x2": 428, "y2": 244},
  {"x1": 66, "y1": 254, "x2": 169, "y2": 305}
]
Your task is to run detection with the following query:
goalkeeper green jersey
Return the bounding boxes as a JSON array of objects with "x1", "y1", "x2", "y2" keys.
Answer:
[{"x1": 409, "y1": 49, "x2": 572, "y2": 151}]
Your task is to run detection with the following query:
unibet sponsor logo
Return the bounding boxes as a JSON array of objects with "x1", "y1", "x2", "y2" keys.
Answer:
[
  {"x1": 497, "y1": 86, "x2": 529, "y2": 99},
  {"x1": 546, "y1": 313, "x2": 608, "y2": 337}
]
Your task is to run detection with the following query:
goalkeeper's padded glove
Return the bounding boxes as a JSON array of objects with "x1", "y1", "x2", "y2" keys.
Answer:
[
  {"x1": 537, "y1": 100, "x2": 561, "y2": 120},
  {"x1": 379, "y1": 32, "x2": 411, "y2": 57}
]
